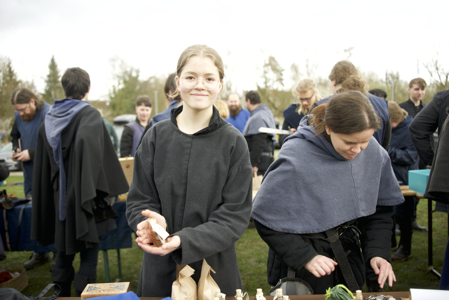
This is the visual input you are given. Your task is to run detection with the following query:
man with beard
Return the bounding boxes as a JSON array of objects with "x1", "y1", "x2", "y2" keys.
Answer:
[
  {"x1": 10, "y1": 88, "x2": 52, "y2": 269},
  {"x1": 225, "y1": 93, "x2": 250, "y2": 133}
]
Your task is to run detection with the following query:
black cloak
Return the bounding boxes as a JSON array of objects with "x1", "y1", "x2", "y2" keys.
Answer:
[{"x1": 31, "y1": 106, "x2": 129, "y2": 255}]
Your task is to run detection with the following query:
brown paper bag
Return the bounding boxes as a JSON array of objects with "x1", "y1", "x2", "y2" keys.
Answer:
[
  {"x1": 252, "y1": 173, "x2": 263, "y2": 191},
  {"x1": 198, "y1": 259, "x2": 220, "y2": 300},
  {"x1": 172, "y1": 265, "x2": 197, "y2": 300}
]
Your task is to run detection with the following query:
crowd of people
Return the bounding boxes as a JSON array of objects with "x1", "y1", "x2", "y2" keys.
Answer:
[{"x1": 3, "y1": 44, "x2": 449, "y2": 296}]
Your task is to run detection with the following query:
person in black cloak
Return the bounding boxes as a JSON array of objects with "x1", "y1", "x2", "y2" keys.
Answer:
[
  {"x1": 252, "y1": 91, "x2": 404, "y2": 294},
  {"x1": 31, "y1": 67, "x2": 129, "y2": 296},
  {"x1": 126, "y1": 44, "x2": 253, "y2": 297}
]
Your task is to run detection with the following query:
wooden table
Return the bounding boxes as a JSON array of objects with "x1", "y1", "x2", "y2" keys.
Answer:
[{"x1": 56, "y1": 293, "x2": 410, "y2": 300}]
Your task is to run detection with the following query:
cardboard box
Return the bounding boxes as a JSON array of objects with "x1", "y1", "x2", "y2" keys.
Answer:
[
  {"x1": 408, "y1": 169, "x2": 430, "y2": 195},
  {"x1": 81, "y1": 282, "x2": 130, "y2": 299}
]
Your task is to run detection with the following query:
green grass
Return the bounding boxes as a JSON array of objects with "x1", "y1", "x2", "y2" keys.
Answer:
[{"x1": 2, "y1": 175, "x2": 447, "y2": 296}]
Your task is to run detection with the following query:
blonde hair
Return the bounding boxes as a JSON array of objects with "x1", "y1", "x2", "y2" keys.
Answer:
[
  {"x1": 172, "y1": 45, "x2": 224, "y2": 99},
  {"x1": 214, "y1": 100, "x2": 229, "y2": 119},
  {"x1": 388, "y1": 102, "x2": 408, "y2": 124},
  {"x1": 292, "y1": 79, "x2": 322, "y2": 115}
]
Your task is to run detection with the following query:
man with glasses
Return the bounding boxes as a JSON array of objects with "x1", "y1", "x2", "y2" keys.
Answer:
[
  {"x1": 225, "y1": 93, "x2": 250, "y2": 133},
  {"x1": 243, "y1": 90, "x2": 276, "y2": 176},
  {"x1": 10, "y1": 88, "x2": 52, "y2": 269}
]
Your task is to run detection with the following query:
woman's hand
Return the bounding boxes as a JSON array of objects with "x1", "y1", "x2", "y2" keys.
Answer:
[
  {"x1": 304, "y1": 255, "x2": 338, "y2": 278},
  {"x1": 135, "y1": 210, "x2": 181, "y2": 256},
  {"x1": 137, "y1": 235, "x2": 181, "y2": 256},
  {"x1": 370, "y1": 256, "x2": 396, "y2": 288},
  {"x1": 135, "y1": 210, "x2": 167, "y2": 245}
]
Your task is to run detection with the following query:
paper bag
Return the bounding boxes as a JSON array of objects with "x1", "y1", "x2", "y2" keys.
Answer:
[
  {"x1": 172, "y1": 265, "x2": 197, "y2": 300},
  {"x1": 198, "y1": 259, "x2": 220, "y2": 300},
  {"x1": 252, "y1": 173, "x2": 263, "y2": 191}
]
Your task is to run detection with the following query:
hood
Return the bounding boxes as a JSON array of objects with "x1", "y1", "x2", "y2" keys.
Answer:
[{"x1": 284, "y1": 115, "x2": 347, "y2": 161}]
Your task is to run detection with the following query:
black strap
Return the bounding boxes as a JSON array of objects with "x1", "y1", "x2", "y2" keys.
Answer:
[
  {"x1": 324, "y1": 229, "x2": 359, "y2": 292},
  {"x1": 35, "y1": 283, "x2": 61, "y2": 300},
  {"x1": 3, "y1": 209, "x2": 11, "y2": 251},
  {"x1": 14, "y1": 200, "x2": 31, "y2": 251}
]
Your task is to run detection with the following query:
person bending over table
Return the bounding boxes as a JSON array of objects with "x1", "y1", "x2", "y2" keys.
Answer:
[{"x1": 252, "y1": 91, "x2": 404, "y2": 294}]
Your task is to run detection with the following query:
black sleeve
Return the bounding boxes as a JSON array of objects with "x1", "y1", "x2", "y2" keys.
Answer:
[
  {"x1": 409, "y1": 96, "x2": 440, "y2": 166},
  {"x1": 254, "y1": 220, "x2": 317, "y2": 272},
  {"x1": 249, "y1": 133, "x2": 268, "y2": 167},
  {"x1": 10, "y1": 121, "x2": 20, "y2": 151},
  {"x1": 28, "y1": 147, "x2": 35, "y2": 161},
  {"x1": 120, "y1": 126, "x2": 134, "y2": 157},
  {"x1": 358, "y1": 205, "x2": 393, "y2": 264},
  {"x1": 381, "y1": 118, "x2": 391, "y2": 150},
  {"x1": 0, "y1": 164, "x2": 10, "y2": 181},
  {"x1": 279, "y1": 121, "x2": 291, "y2": 147}
]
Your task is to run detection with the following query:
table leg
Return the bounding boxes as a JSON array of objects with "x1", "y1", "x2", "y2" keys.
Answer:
[
  {"x1": 116, "y1": 249, "x2": 122, "y2": 282},
  {"x1": 428, "y1": 199, "x2": 441, "y2": 277},
  {"x1": 103, "y1": 250, "x2": 111, "y2": 283}
]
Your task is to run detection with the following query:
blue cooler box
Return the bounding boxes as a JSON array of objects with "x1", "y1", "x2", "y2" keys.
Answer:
[{"x1": 408, "y1": 169, "x2": 431, "y2": 195}]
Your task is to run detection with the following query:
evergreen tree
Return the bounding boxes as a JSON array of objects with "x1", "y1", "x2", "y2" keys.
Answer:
[
  {"x1": 0, "y1": 57, "x2": 21, "y2": 121},
  {"x1": 42, "y1": 56, "x2": 64, "y2": 102}
]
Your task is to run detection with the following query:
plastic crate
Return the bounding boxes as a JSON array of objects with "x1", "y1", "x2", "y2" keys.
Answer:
[{"x1": 409, "y1": 169, "x2": 431, "y2": 195}]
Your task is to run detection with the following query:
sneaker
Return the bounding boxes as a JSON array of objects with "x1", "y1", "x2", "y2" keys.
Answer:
[
  {"x1": 23, "y1": 252, "x2": 51, "y2": 270},
  {"x1": 412, "y1": 221, "x2": 428, "y2": 232},
  {"x1": 391, "y1": 245, "x2": 412, "y2": 261}
]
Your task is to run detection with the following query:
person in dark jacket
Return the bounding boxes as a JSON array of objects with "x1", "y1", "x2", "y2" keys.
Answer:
[
  {"x1": 10, "y1": 88, "x2": 53, "y2": 270},
  {"x1": 387, "y1": 102, "x2": 419, "y2": 261},
  {"x1": 409, "y1": 89, "x2": 449, "y2": 290},
  {"x1": 279, "y1": 79, "x2": 322, "y2": 146},
  {"x1": 423, "y1": 114, "x2": 449, "y2": 290},
  {"x1": 31, "y1": 68, "x2": 129, "y2": 296},
  {"x1": 126, "y1": 45, "x2": 252, "y2": 297},
  {"x1": 399, "y1": 78, "x2": 428, "y2": 231},
  {"x1": 120, "y1": 95, "x2": 151, "y2": 157},
  {"x1": 313, "y1": 61, "x2": 391, "y2": 150},
  {"x1": 243, "y1": 90, "x2": 276, "y2": 176},
  {"x1": 252, "y1": 91, "x2": 403, "y2": 294},
  {"x1": 399, "y1": 78, "x2": 427, "y2": 119},
  {"x1": 140, "y1": 73, "x2": 182, "y2": 141}
]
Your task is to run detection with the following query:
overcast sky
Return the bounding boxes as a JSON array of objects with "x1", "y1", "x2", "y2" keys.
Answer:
[{"x1": 1, "y1": 0, "x2": 448, "y2": 100}]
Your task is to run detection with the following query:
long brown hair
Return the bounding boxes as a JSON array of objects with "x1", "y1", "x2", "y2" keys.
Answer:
[
  {"x1": 309, "y1": 91, "x2": 380, "y2": 137},
  {"x1": 10, "y1": 88, "x2": 44, "y2": 110},
  {"x1": 329, "y1": 61, "x2": 367, "y2": 94}
]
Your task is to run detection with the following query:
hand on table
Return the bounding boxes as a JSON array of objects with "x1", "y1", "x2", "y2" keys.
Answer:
[
  {"x1": 305, "y1": 255, "x2": 338, "y2": 278},
  {"x1": 370, "y1": 256, "x2": 396, "y2": 288}
]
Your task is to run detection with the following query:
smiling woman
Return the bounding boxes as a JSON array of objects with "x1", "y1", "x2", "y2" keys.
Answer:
[
  {"x1": 126, "y1": 44, "x2": 253, "y2": 297},
  {"x1": 252, "y1": 91, "x2": 404, "y2": 294}
]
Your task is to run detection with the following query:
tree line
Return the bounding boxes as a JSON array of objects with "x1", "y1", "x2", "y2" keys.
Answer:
[{"x1": 1, "y1": 54, "x2": 448, "y2": 136}]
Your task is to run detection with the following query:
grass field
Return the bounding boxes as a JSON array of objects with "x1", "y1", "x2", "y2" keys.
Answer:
[{"x1": 1, "y1": 175, "x2": 447, "y2": 296}]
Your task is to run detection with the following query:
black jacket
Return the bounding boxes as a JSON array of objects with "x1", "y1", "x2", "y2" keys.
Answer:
[
  {"x1": 31, "y1": 107, "x2": 129, "y2": 255},
  {"x1": 126, "y1": 106, "x2": 253, "y2": 297},
  {"x1": 399, "y1": 99, "x2": 425, "y2": 118},
  {"x1": 255, "y1": 205, "x2": 393, "y2": 294},
  {"x1": 409, "y1": 90, "x2": 449, "y2": 166},
  {"x1": 244, "y1": 133, "x2": 273, "y2": 175}
]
